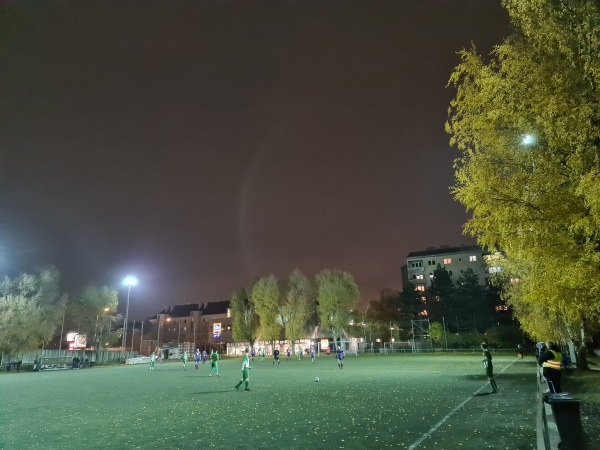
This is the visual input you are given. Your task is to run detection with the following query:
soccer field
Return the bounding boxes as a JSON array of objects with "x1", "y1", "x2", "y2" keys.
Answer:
[{"x1": 0, "y1": 353, "x2": 538, "y2": 449}]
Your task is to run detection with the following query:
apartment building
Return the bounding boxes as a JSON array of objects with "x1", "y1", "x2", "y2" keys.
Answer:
[{"x1": 402, "y1": 245, "x2": 490, "y2": 293}]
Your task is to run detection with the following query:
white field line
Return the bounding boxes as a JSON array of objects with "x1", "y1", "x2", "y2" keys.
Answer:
[{"x1": 407, "y1": 359, "x2": 517, "y2": 450}]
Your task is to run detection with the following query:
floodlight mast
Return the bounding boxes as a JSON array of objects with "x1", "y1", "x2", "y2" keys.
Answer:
[{"x1": 120, "y1": 276, "x2": 138, "y2": 360}]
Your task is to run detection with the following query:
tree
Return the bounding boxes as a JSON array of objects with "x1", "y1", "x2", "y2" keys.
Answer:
[
  {"x1": 230, "y1": 287, "x2": 258, "y2": 348},
  {"x1": 429, "y1": 322, "x2": 445, "y2": 347},
  {"x1": 455, "y1": 268, "x2": 489, "y2": 332},
  {"x1": 427, "y1": 265, "x2": 455, "y2": 324},
  {"x1": 0, "y1": 267, "x2": 66, "y2": 355},
  {"x1": 315, "y1": 269, "x2": 361, "y2": 349},
  {"x1": 282, "y1": 269, "x2": 314, "y2": 354},
  {"x1": 446, "y1": 0, "x2": 600, "y2": 368},
  {"x1": 368, "y1": 289, "x2": 401, "y2": 323},
  {"x1": 66, "y1": 286, "x2": 120, "y2": 356},
  {"x1": 251, "y1": 275, "x2": 283, "y2": 351},
  {"x1": 398, "y1": 282, "x2": 425, "y2": 319}
]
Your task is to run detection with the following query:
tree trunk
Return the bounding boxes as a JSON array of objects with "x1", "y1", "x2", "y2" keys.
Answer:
[{"x1": 576, "y1": 321, "x2": 590, "y2": 371}]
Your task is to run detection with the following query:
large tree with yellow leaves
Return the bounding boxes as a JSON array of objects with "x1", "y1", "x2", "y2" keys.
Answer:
[{"x1": 446, "y1": 0, "x2": 600, "y2": 367}]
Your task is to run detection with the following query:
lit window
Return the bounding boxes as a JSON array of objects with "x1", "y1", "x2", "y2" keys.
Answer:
[
  {"x1": 495, "y1": 305, "x2": 509, "y2": 311},
  {"x1": 443, "y1": 258, "x2": 452, "y2": 265},
  {"x1": 429, "y1": 274, "x2": 434, "y2": 278},
  {"x1": 415, "y1": 274, "x2": 424, "y2": 280},
  {"x1": 419, "y1": 310, "x2": 428, "y2": 316},
  {"x1": 489, "y1": 266, "x2": 501, "y2": 273},
  {"x1": 469, "y1": 255, "x2": 477, "y2": 262},
  {"x1": 416, "y1": 285, "x2": 425, "y2": 292},
  {"x1": 420, "y1": 297, "x2": 427, "y2": 303}
]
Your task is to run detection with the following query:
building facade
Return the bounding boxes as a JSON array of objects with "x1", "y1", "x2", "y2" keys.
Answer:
[
  {"x1": 402, "y1": 245, "x2": 490, "y2": 293},
  {"x1": 148, "y1": 300, "x2": 233, "y2": 354}
]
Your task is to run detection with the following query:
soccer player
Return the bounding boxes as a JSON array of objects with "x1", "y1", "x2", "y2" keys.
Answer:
[
  {"x1": 273, "y1": 348, "x2": 280, "y2": 366},
  {"x1": 194, "y1": 348, "x2": 201, "y2": 370},
  {"x1": 201, "y1": 350, "x2": 207, "y2": 364},
  {"x1": 209, "y1": 350, "x2": 220, "y2": 377},
  {"x1": 149, "y1": 353, "x2": 156, "y2": 370},
  {"x1": 234, "y1": 348, "x2": 252, "y2": 392},
  {"x1": 250, "y1": 348, "x2": 255, "y2": 361},
  {"x1": 286, "y1": 348, "x2": 291, "y2": 361},
  {"x1": 310, "y1": 346, "x2": 315, "y2": 364},
  {"x1": 182, "y1": 351, "x2": 188, "y2": 370},
  {"x1": 481, "y1": 343, "x2": 498, "y2": 393},
  {"x1": 336, "y1": 347, "x2": 344, "y2": 369}
]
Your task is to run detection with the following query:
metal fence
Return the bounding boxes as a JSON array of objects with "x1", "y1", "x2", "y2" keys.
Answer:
[{"x1": 1, "y1": 349, "x2": 138, "y2": 366}]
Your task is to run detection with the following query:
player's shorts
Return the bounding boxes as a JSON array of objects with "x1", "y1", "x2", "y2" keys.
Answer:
[{"x1": 242, "y1": 368, "x2": 249, "y2": 380}]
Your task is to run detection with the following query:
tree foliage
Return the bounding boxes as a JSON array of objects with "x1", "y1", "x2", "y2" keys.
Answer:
[
  {"x1": 283, "y1": 269, "x2": 314, "y2": 352},
  {"x1": 0, "y1": 267, "x2": 66, "y2": 354},
  {"x1": 66, "y1": 286, "x2": 120, "y2": 352},
  {"x1": 446, "y1": 0, "x2": 600, "y2": 349},
  {"x1": 230, "y1": 287, "x2": 258, "y2": 347},
  {"x1": 251, "y1": 275, "x2": 282, "y2": 347},
  {"x1": 316, "y1": 269, "x2": 360, "y2": 345}
]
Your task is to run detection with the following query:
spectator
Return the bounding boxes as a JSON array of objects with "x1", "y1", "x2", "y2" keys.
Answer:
[{"x1": 538, "y1": 340, "x2": 562, "y2": 393}]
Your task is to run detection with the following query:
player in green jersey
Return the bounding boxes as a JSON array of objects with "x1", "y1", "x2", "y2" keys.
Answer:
[
  {"x1": 209, "y1": 350, "x2": 220, "y2": 377},
  {"x1": 234, "y1": 348, "x2": 252, "y2": 392}
]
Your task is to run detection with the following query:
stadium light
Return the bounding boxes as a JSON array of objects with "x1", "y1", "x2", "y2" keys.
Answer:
[{"x1": 120, "y1": 275, "x2": 139, "y2": 360}]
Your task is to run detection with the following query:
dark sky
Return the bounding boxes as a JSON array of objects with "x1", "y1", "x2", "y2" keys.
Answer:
[{"x1": 0, "y1": 0, "x2": 510, "y2": 320}]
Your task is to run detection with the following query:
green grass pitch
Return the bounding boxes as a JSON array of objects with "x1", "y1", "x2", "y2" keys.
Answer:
[{"x1": 0, "y1": 354, "x2": 538, "y2": 449}]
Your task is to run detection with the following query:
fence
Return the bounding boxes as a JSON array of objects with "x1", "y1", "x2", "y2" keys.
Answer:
[{"x1": 1, "y1": 349, "x2": 138, "y2": 366}]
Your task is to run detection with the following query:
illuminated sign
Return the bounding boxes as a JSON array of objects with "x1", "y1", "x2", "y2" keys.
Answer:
[
  {"x1": 320, "y1": 339, "x2": 329, "y2": 349},
  {"x1": 74, "y1": 334, "x2": 87, "y2": 349},
  {"x1": 213, "y1": 323, "x2": 221, "y2": 338},
  {"x1": 66, "y1": 333, "x2": 87, "y2": 348}
]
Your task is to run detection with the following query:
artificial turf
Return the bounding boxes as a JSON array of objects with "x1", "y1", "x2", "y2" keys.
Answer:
[{"x1": 1, "y1": 353, "x2": 538, "y2": 449}]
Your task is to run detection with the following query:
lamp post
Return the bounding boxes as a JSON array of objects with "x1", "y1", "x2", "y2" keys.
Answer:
[{"x1": 120, "y1": 275, "x2": 138, "y2": 360}]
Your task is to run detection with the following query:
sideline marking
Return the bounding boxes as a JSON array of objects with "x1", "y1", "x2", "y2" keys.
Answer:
[{"x1": 407, "y1": 359, "x2": 517, "y2": 450}]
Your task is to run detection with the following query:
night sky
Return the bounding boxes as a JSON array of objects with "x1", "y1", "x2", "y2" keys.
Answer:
[{"x1": 0, "y1": 1, "x2": 510, "y2": 320}]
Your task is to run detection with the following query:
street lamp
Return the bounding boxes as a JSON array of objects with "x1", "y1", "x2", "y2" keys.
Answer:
[
  {"x1": 120, "y1": 275, "x2": 138, "y2": 359},
  {"x1": 521, "y1": 133, "x2": 536, "y2": 146}
]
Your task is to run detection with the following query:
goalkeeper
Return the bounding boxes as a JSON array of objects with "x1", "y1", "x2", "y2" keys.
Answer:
[{"x1": 234, "y1": 348, "x2": 252, "y2": 392}]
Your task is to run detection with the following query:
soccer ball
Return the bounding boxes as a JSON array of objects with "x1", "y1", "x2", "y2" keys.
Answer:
[{"x1": 314, "y1": 377, "x2": 319, "y2": 382}]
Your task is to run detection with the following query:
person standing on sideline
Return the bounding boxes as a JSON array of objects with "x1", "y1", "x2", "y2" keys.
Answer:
[
  {"x1": 481, "y1": 343, "x2": 498, "y2": 393},
  {"x1": 194, "y1": 348, "x2": 201, "y2": 370},
  {"x1": 286, "y1": 348, "x2": 291, "y2": 361},
  {"x1": 149, "y1": 353, "x2": 156, "y2": 370},
  {"x1": 538, "y1": 340, "x2": 562, "y2": 393},
  {"x1": 517, "y1": 344, "x2": 523, "y2": 359},
  {"x1": 273, "y1": 348, "x2": 281, "y2": 366},
  {"x1": 336, "y1": 347, "x2": 344, "y2": 369},
  {"x1": 250, "y1": 348, "x2": 255, "y2": 361},
  {"x1": 310, "y1": 346, "x2": 316, "y2": 364},
  {"x1": 182, "y1": 351, "x2": 188, "y2": 370},
  {"x1": 209, "y1": 350, "x2": 220, "y2": 377},
  {"x1": 234, "y1": 348, "x2": 252, "y2": 392}
]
